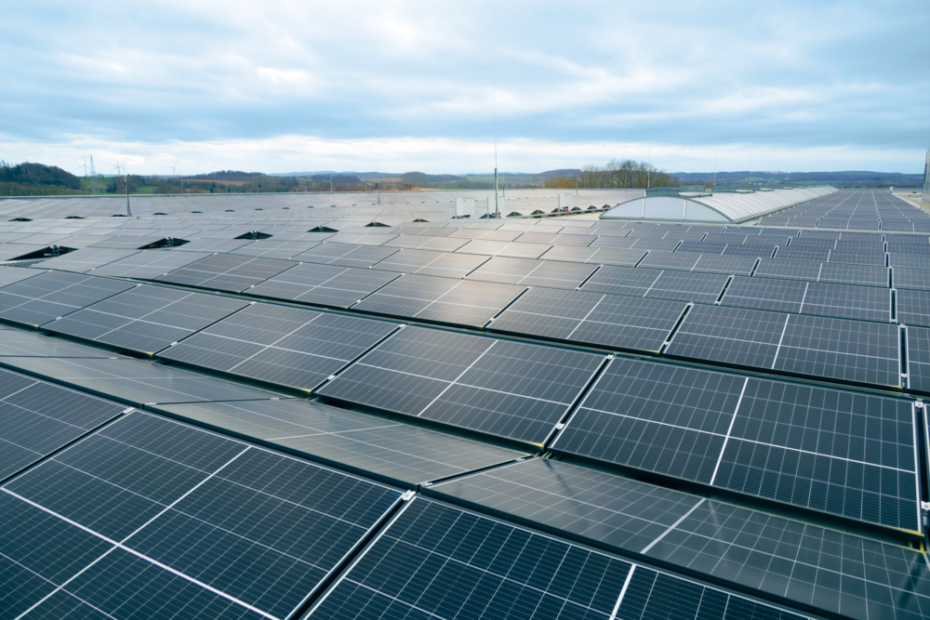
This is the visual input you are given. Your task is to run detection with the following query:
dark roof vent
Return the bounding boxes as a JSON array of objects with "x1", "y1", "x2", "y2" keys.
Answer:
[
  {"x1": 235, "y1": 231, "x2": 272, "y2": 240},
  {"x1": 10, "y1": 217, "x2": 31, "y2": 222},
  {"x1": 308, "y1": 225, "x2": 338, "y2": 233}
]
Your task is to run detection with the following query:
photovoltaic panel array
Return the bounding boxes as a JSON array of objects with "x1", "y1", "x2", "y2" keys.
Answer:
[
  {"x1": 294, "y1": 243, "x2": 399, "y2": 268},
  {"x1": 754, "y1": 258, "x2": 890, "y2": 287},
  {"x1": 307, "y1": 498, "x2": 805, "y2": 620},
  {"x1": 489, "y1": 287, "x2": 686, "y2": 352},
  {"x1": 371, "y1": 249, "x2": 488, "y2": 278},
  {"x1": 317, "y1": 326, "x2": 605, "y2": 445},
  {"x1": 351, "y1": 274, "x2": 525, "y2": 327},
  {"x1": 247, "y1": 263, "x2": 400, "y2": 308},
  {"x1": 156, "y1": 398, "x2": 527, "y2": 487},
  {"x1": 430, "y1": 458, "x2": 930, "y2": 620},
  {"x1": 26, "y1": 247, "x2": 140, "y2": 273},
  {"x1": 0, "y1": 412, "x2": 402, "y2": 620},
  {"x1": 0, "y1": 356, "x2": 288, "y2": 406},
  {"x1": 667, "y1": 305, "x2": 902, "y2": 387},
  {"x1": 0, "y1": 329, "x2": 127, "y2": 358},
  {"x1": 157, "y1": 253, "x2": 297, "y2": 292},
  {"x1": 466, "y1": 256, "x2": 598, "y2": 289},
  {"x1": 896, "y1": 289, "x2": 930, "y2": 327},
  {"x1": 721, "y1": 277, "x2": 892, "y2": 322},
  {"x1": 895, "y1": 267, "x2": 930, "y2": 292},
  {"x1": 552, "y1": 358, "x2": 745, "y2": 484},
  {"x1": 0, "y1": 367, "x2": 128, "y2": 481},
  {"x1": 540, "y1": 245, "x2": 647, "y2": 266},
  {"x1": 159, "y1": 303, "x2": 397, "y2": 391},
  {"x1": 90, "y1": 249, "x2": 213, "y2": 279},
  {"x1": 581, "y1": 265, "x2": 728, "y2": 304},
  {"x1": 0, "y1": 265, "x2": 41, "y2": 288},
  {"x1": 457, "y1": 239, "x2": 552, "y2": 259},
  {"x1": 908, "y1": 326, "x2": 930, "y2": 394},
  {"x1": 0, "y1": 270, "x2": 136, "y2": 326},
  {"x1": 44, "y1": 285, "x2": 249, "y2": 354}
]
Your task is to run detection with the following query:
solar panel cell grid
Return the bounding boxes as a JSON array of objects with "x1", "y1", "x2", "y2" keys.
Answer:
[
  {"x1": 666, "y1": 305, "x2": 788, "y2": 369},
  {"x1": 467, "y1": 256, "x2": 598, "y2": 289},
  {"x1": 292, "y1": 243, "x2": 400, "y2": 268},
  {"x1": 907, "y1": 326, "x2": 930, "y2": 394},
  {"x1": 247, "y1": 262, "x2": 400, "y2": 308},
  {"x1": 896, "y1": 289, "x2": 930, "y2": 327},
  {"x1": 156, "y1": 253, "x2": 297, "y2": 292},
  {"x1": 0, "y1": 271, "x2": 136, "y2": 327}
]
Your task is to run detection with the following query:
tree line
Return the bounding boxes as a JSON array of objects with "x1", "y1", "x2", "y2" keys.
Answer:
[{"x1": 545, "y1": 160, "x2": 678, "y2": 189}]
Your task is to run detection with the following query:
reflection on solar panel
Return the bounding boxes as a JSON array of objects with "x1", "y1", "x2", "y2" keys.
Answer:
[
  {"x1": 774, "y1": 315, "x2": 901, "y2": 387},
  {"x1": 581, "y1": 266, "x2": 728, "y2": 304},
  {"x1": 371, "y1": 249, "x2": 488, "y2": 278},
  {"x1": 666, "y1": 305, "x2": 788, "y2": 369},
  {"x1": 157, "y1": 399, "x2": 526, "y2": 486},
  {"x1": 317, "y1": 326, "x2": 604, "y2": 445},
  {"x1": 897, "y1": 289, "x2": 930, "y2": 327},
  {"x1": 293, "y1": 243, "x2": 400, "y2": 268},
  {"x1": 0, "y1": 367, "x2": 127, "y2": 481},
  {"x1": 714, "y1": 378, "x2": 918, "y2": 530},
  {"x1": 382, "y1": 234, "x2": 468, "y2": 252},
  {"x1": 159, "y1": 303, "x2": 397, "y2": 391},
  {"x1": 27, "y1": 247, "x2": 140, "y2": 272},
  {"x1": 0, "y1": 329, "x2": 126, "y2": 358},
  {"x1": 456, "y1": 239, "x2": 552, "y2": 258},
  {"x1": 430, "y1": 458, "x2": 930, "y2": 620},
  {"x1": 722, "y1": 277, "x2": 892, "y2": 321},
  {"x1": 540, "y1": 245, "x2": 647, "y2": 266},
  {"x1": 230, "y1": 239, "x2": 321, "y2": 260},
  {"x1": 0, "y1": 412, "x2": 402, "y2": 620},
  {"x1": 309, "y1": 498, "x2": 803, "y2": 620},
  {"x1": 45, "y1": 285, "x2": 249, "y2": 354},
  {"x1": 489, "y1": 287, "x2": 685, "y2": 352},
  {"x1": 0, "y1": 271, "x2": 136, "y2": 327},
  {"x1": 157, "y1": 254, "x2": 297, "y2": 292},
  {"x1": 0, "y1": 357, "x2": 288, "y2": 405},
  {"x1": 467, "y1": 256, "x2": 598, "y2": 289},
  {"x1": 351, "y1": 274, "x2": 525, "y2": 326},
  {"x1": 907, "y1": 326, "x2": 930, "y2": 394},
  {"x1": 90, "y1": 249, "x2": 213, "y2": 279},
  {"x1": 552, "y1": 357, "x2": 745, "y2": 483},
  {"x1": 247, "y1": 263, "x2": 399, "y2": 308}
]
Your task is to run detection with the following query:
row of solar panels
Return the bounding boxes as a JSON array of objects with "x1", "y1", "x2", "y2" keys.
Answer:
[
  {"x1": 1, "y1": 338, "x2": 928, "y2": 620},
  {"x1": 0, "y1": 265, "x2": 925, "y2": 536},
  {"x1": 760, "y1": 191, "x2": 930, "y2": 231}
]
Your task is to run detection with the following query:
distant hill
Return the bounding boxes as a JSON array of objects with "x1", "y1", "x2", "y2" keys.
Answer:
[{"x1": 1, "y1": 162, "x2": 82, "y2": 195}]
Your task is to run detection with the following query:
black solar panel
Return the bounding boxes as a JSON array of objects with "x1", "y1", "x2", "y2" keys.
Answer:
[
  {"x1": 638, "y1": 251, "x2": 698, "y2": 270},
  {"x1": 818, "y1": 262, "x2": 889, "y2": 287},
  {"x1": 317, "y1": 326, "x2": 605, "y2": 445},
  {"x1": 89, "y1": 249, "x2": 213, "y2": 279},
  {"x1": 714, "y1": 378, "x2": 918, "y2": 530},
  {"x1": 0, "y1": 271, "x2": 136, "y2": 327},
  {"x1": 0, "y1": 367, "x2": 127, "y2": 481},
  {"x1": 721, "y1": 276, "x2": 806, "y2": 313},
  {"x1": 894, "y1": 267, "x2": 930, "y2": 291},
  {"x1": 773, "y1": 314, "x2": 901, "y2": 387},
  {"x1": 897, "y1": 288, "x2": 930, "y2": 328},
  {"x1": 351, "y1": 274, "x2": 525, "y2": 327},
  {"x1": 230, "y1": 239, "x2": 321, "y2": 260},
  {"x1": 467, "y1": 256, "x2": 598, "y2": 289},
  {"x1": 27, "y1": 247, "x2": 140, "y2": 273},
  {"x1": 430, "y1": 458, "x2": 930, "y2": 620},
  {"x1": 44, "y1": 285, "x2": 249, "y2": 354},
  {"x1": 371, "y1": 248, "x2": 488, "y2": 278},
  {"x1": 540, "y1": 245, "x2": 647, "y2": 267},
  {"x1": 0, "y1": 357, "x2": 288, "y2": 405},
  {"x1": 0, "y1": 329, "x2": 125, "y2": 358},
  {"x1": 552, "y1": 357, "x2": 745, "y2": 483},
  {"x1": 294, "y1": 242, "x2": 400, "y2": 268},
  {"x1": 156, "y1": 253, "x2": 297, "y2": 292},
  {"x1": 800, "y1": 281, "x2": 891, "y2": 322},
  {"x1": 248, "y1": 263, "x2": 400, "y2": 308},
  {"x1": 489, "y1": 287, "x2": 686, "y2": 352},
  {"x1": 0, "y1": 412, "x2": 402, "y2": 620},
  {"x1": 890, "y1": 254, "x2": 930, "y2": 270},
  {"x1": 754, "y1": 258, "x2": 823, "y2": 282},
  {"x1": 0, "y1": 266, "x2": 41, "y2": 288},
  {"x1": 581, "y1": 266, "x2": 728, "y2": 304},
  {"x1": 159, "y1": 303, "x2": 397, "y2": 391},
  {"x1": 907, "y1": 326, "x2": 930, "y2": 394},
  {"x1": 666, "y1": 304, "x2": 789, "y2": 369},
  {"x1": 156, "y1": 399, "x2": 527, "y2": 486}
]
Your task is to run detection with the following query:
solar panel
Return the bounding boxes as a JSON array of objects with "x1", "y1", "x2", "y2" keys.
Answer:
[
  {"x1": 456, "y1": 239, "x2": 553, "y2": 258},
  {"x1": 800, "y1": 281, "x2": 892, "y2": 322},
  {"x1": 638, "y1": 251, "x2": 698, "y2": 270},
  {"x1": 351, "y1": 274, "x2": 525, "y2": 327},
  {"x1": 582, "y1": 266, "x2": 728, "y2": 304},
  {"x1": 308, "y1": 498, "x2": 804, "y2": 620},
  {"x1": 676, "y1": 241, "x2": 726, "y2": 255},
  {"x1": 720, "y1": 276, "x2": 806, "y2": 313},
  {"x1": 44, "y1": 285, "x2": 249, "y2": 354},
  {"x1": 0, "y1": 357, "x2": 289, "y2": 405},
  {"x1": 818, "y1": 262, "x2": 889, "y2": 287},
  {"x1": 0, "y1": 271, "x2": 136, "y2": 327},
  {"x1": 828, "y1": 250, "x2": 887, "y2": 266},
  {"x1": 540, "y1": 245, "x2": 647, "y2": 266},
  {"x1": 0, "y1": 329, "x2": 126, "y2": 358},
  {"x1": 247, "y1": 263, "x2": 400, "y2": 308},
  {"x1": 156, "y1": 398, "x2": 527, "y2": 486},
  {"x1": 0, "y1": 412, "x2": 402, "y2": 620},
  {"x1": 517, "y1": 231, "x2": 593, "y2": 246},
  {"x1": 890, "y1": 254, "x2": 930, "y2": 270},
  {"x1": 666, "y1": 304, "x2": 789, "y2": 369},
  {"x1": 371, "y1": 249, "x2": 488, "y2": 278},
  {"x1": 714, "y1": 378, "x2": 918, "y2": 530},
  {"x1": 721, "y1": 243, "x2": 776, "y2": 258},
  {"x1": 773, "y1": 314, "x2": 901, "y2": 387},
  {"x1": 156, "y1": 254, "x2": 297, "y2": 292},
  {"x1": 897, "y1": 289, "x2": 930, "y2": 328},
  {"x1": 317, "y1": 326, "x2": 605, "y2": 445},
  {"x1": 89, "y1": 249, "x2": 213, "y2": 279},
  {"x1": 894, "y1": 267, "x2": 930, "y2": 291},
  {"x1": 552, "y1": 357, "x2": 745, "y2": 483},
  {"x1": 589, "y1": 235, "x2": 638, "y2": 248},
  {"x1": 382, "y1": 234, "x2": 468, "y2": 252},
  {"x1": 293, "y1": 243, "x2": 400, "y2": 268},
  {"x1": 0, "y1": 265, "x2": 42, "y2": 287},
  {"x1": 907, "y1": 326, "x2": 930, "y2": 394},
  {"x1": 0, "y1": 367, "x2": 127, "y2": 481},
  {"x1": 466, "y1": 257, "x2": 598, "y2": 290},
  {"x1": 429, "y1": 458, "x2": 930, "y2": 620},
  {"x1": 754, "y1": 258, "x2": 823, "y2": 282},
  {"x1": 229, "y1": 239, "x2": 321, "y2": 260},
  {"x1": 24, "y1": 247, "x2": 141, "y2": 273},
  {"x1": 159, "y1": 303, "x2": 397, "y2": 391},
  {"x1": 686, "y1": 254, "x2": 758, "y2": 276},
  {"x1": 315, "y1": 232, "x2": 398, "y2": 246},
  {"x1": 168, "y1": 237, "x2": 253, "y2": 253},
  {"x1": 489, "y1": 287, "x2": 686, "y2": 352}
]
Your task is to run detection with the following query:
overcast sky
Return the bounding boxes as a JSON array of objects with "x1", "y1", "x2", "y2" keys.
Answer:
[{"x1": 1, "y1": 0, "x2": 928, "y2": 175}]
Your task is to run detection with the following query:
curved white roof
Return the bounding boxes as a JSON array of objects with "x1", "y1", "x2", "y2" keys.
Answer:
[{"x1": 602, "y1": 186, "x2": 837, "y2": 223}]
